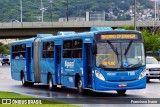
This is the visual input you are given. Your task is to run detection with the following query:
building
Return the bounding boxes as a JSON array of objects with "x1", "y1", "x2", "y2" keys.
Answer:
[
  {"x1": 86, "y1": 11, "x2": 105, "y2": 21},
  {"x1": 58, "y1": 17, "x2": 85, "y2": 22}
]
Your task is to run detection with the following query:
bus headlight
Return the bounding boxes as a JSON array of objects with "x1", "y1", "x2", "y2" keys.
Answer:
[
  {"x1": 95, "y1": 70, "x2": 105, "y2": 81},
  {"x1": 138, "y1": 70, "x2": 147, "y2": 80}
]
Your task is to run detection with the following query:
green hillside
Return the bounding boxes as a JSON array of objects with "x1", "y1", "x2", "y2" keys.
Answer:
[{"x1": 0, "y1": 0, "x2": 153, "y2": 22}]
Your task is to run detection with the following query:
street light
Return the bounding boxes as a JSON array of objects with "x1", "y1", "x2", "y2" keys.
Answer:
[
  {"x1": 20, "y1": 0, "x2": 22, "y2": 22},
  {"x1": 154, "y1": 0, "x2": 159, "y2": 20},
  {"x1": 40, "y1": 0, "x2": 47, "y2": 22}
]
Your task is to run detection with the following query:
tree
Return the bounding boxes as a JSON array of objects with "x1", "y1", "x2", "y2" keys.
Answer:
[
  {"x1": 141, "y1": 29, "x2": 160, "y2": 52},
  {"x1": 0, "y1": 43, "x2": 10, "y2": 54}
]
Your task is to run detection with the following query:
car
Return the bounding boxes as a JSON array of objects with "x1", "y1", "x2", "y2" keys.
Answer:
[
  {"x1": 1, "y1": 58, "x2": 10, "y2": 66},
  {"x1": 146, "y1": 56, "x2": 160, "y2": 82},
  {"x1": 9, "y1": 19, "x2": 20, "y2": 22}
]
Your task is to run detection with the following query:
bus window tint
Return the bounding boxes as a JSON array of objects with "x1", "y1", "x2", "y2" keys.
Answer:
[
  {"x1": 73, "y1": 39, "x2": 82, "y2": 58},
  {"x1": 63, "y1": 40, "x2": 72, "y2": 49},
  {"x1": 12, "y1": 44, "x2": 26, "y2": 59},
  {"x1": 32, "y1": 43, "x2": 34, "y2": 58},
  {"x1": 20, "y1": 44, "x2": 26, "y2": 58},
  {"x1": 63, "y1": 40, "x2": 72, "y2": 58},
  {"x1": 42, "y1": 41, "x2": 54, "y2": 58},
  {"x1": 73, "y1": 39, "x2": 82, "y2": 48}
]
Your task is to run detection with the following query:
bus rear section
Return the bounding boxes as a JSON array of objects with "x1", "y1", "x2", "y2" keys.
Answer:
[{"x1": 92, "y1": 31, "x2": 146, "y2": 95}]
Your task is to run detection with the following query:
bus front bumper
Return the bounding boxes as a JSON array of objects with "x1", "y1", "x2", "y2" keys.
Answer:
[{"x1": 94, "y1": 77, "x2": 146, "y2": 91}]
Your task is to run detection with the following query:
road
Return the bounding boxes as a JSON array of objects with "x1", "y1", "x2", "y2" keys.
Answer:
[{"x1": 0, "y1": 65, "x2": 160, "y2": 107}]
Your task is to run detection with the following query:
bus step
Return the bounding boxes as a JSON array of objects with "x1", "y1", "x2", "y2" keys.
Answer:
[{"x1": 56, "y1": 84, "x2": 62, "y2": 88}]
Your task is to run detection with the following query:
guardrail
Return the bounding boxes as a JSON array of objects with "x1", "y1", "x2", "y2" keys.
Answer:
[{"x1": 0, "y1": 21, "x2": 160, "y2": 29}]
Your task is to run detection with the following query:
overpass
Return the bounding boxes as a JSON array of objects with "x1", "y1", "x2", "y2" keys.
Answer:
[{"x1": 0, "y1": 21, "x2": 160, "y2": 38}]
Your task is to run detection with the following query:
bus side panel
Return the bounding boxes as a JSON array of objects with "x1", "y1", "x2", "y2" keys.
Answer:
[
  {"x1": 40, "y1": 59, "x2": 55, "y2": 84},
  {"x1": 61, "y1": 59, "x2": 83, "y2": 87},
  {"x1": 11, "y1": 59, "x2": 26, "y2": 81}
]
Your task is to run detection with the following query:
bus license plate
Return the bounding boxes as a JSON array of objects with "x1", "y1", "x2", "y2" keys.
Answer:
[{"x1": 119, "y1": 84, "x2": 127, "y2": 87}]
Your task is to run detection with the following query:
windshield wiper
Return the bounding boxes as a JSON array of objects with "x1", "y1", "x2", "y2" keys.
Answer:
[
  {"x1": 107, "y1": 40, "x2": 119, "y2": 62},
  {"x1": 124, "y1": 40, "x2": 133, "y2": 56},
  {"x1": 128, "y1": 63, "x2": 142, "y2": 68}
]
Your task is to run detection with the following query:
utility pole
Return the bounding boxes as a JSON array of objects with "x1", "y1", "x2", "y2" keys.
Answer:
[
  {"x1": 66, "y1": 0, "x2": 68, "y2": 21},
  {"x1": 155, "y1": 0, "x2": 157, "y2": 21},
  {"x1": 134, "y1": 0, "x2": 136, "y2": 30},
  {"x1": 49, "y1": 0, "x2": 54, "y2": 22},
  {"x1": 157, "y1": 0, "x2": 159, "y2": 20},
  {"x1": 20, "y1": 0, "x2": 22, "y2": 22}
]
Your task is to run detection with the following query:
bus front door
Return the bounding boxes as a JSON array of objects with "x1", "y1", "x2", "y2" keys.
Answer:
[
  {"x1": 55, "y1": 45, "x2": 61, "y2": 84},
  {"x1": 84, "y1": 44, "x2": 92, "y2": 88},
  {"x1": 26, "y1": 47, "x2": 32, "y2": 81}
]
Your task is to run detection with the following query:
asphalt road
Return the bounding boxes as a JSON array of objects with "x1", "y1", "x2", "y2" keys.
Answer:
[{"x1": 0, "y1": 65, "x2": 160, "y2": 107}]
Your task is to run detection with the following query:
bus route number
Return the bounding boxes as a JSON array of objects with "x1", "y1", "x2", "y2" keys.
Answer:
[{"x1": 128, "y1": 71, "x2": 135, "y2": 76}]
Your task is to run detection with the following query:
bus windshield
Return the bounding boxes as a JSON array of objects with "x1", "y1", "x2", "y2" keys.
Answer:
[{"x1": 96, "y1": 42, "x2": 145, "y2": 69}]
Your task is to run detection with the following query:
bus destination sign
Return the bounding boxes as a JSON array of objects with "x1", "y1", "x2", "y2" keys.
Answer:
[{"x1": 101, "y1": 34, "x2": 138, "y2": 40}]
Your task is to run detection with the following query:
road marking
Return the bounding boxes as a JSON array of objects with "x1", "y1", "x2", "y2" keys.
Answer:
[{"x1": 0, "y1": 76, "x2": 11, "y2": 79}]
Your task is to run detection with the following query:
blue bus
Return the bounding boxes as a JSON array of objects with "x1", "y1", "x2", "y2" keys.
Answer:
[{"x1": 10, "y1": 27, "x2": 146, "y2": 95}]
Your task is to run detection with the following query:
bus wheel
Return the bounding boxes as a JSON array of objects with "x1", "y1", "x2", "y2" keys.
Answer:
[
  {"x1": 77, "y1": 78, "x2": 85, "y2": 95},
  {"x1": 28, "y1": 82, "x2": 34, "y2": 86},
  {"x1": 147, "y1": 78, "x2": 150, "y2": 83},
  {"x1": 21, "y1": 73, "x2": 27, "y2": 86},
  {"x1": 117, "y1": 90, "x2": 126, "y2": 96},
  {"x1": 48, "y1": 74, "x2": 57, "y2": 91}
]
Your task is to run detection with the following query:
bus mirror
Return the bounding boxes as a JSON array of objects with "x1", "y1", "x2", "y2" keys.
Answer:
[
  {"x1": 92, "y1": 44, "x2": 97, "y2": 54},
  {"x1": 144, "y1": 46, "x2": 147, "y2": 57}
]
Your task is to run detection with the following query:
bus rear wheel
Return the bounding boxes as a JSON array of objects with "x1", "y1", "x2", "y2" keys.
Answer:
[
  {"x1": 117, "y1": 90, "x2": 126, "y2": 96},
  {"x1": 21, "y1": 73, "x2": 34, "y2": 86},
  {"x1": 48, "y1": 75, "x2": 54, "y2": 90},
  {"x1": 77, "y1": 78, "x2": 85, "y2": 95},
  {"x1": 21, "y1": 73, "x2": 27, "y2": 86},
  {"x1": 48, "y1": 74, "x2": 57, "y2": 91}
]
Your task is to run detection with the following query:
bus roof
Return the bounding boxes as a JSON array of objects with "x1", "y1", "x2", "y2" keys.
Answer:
[{"x1": 11, "y1": 30, "x2": 142, "y2": 45}]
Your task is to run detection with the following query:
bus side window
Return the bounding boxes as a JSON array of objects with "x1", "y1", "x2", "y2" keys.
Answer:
[
  {"x1": 15, "y1": 53, "x2": 20, "y2": 59},
  {"x1": 63, "y1": 40, "x2": 72, "y2": 58},
  {"x1": 32, "y1": 43, "x2": 34, "y2": 58},
  {"x1": 73, "y1": 39, "x2": 82, "y2": 58},
  {"x1": 43, "y1": 41, "x2": 54, "y2": 58},
  {"x1": 12, "y1": 45, "x2": 25, "y2": 59}
]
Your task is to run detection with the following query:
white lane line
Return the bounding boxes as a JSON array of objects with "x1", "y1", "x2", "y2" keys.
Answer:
[{"x1": 0, "y1": 76, "x2": 11, "y2": 79}]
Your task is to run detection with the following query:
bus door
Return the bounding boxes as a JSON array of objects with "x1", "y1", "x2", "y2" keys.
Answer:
[
  {"x1": 26, "y1": 47, "x2": 32, "y2": 81},
  {"x1": 84, "y1": 43, "x2": 92, "y2": 88},
  {"x1": 55, "y1": 45, "x2": 61, "y2": 84}
]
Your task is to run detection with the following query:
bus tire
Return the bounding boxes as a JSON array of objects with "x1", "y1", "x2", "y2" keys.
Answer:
[
  {"x1": 48, "y1": 74, "x2": 57, "y2": 91},
  {"x1": 77, "y1": 77, "x2": 85, "y2": 95},
  {"x1": 117, "y1": 90, "x2": 126, "y2": 96},
  {"x1": 21, "y1": 73, "x2": 28, "y2": 86},
  {"x1": 147, "y1": 78, "x2": 150, "y2": 83},
  {"x1": 28, "y1": 82, "x2": 34, "y2": 86}
]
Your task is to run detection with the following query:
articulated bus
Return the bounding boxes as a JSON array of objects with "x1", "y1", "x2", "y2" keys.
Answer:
[{"x1": 10, "y1": 27, "x2": 146, "y2": 95}]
